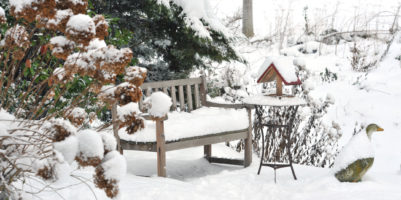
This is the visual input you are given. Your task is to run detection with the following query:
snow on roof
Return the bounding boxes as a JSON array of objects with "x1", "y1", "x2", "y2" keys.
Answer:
[{"x1": 256, "y1": 57, "x2": 300, "y2": 85}]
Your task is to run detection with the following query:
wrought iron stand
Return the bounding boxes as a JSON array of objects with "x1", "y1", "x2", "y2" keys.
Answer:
[{"x1": 254, "y1": 105, "x2": 299, "y2": 182}]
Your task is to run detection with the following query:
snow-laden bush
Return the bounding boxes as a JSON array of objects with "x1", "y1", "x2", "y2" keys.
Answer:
[
  {"x1": 144, "y1": 92, "x2": 173, "y2": 117},
  {"x1": 0, "y1": 0, "x2": 144, "y2": 198}
]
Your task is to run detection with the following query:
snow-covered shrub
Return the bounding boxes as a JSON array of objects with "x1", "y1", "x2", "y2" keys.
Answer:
[
  {"x1": 49, "y1": 36, "x2": 76, "y2": 60},
  {"x1": 92, "y1": 14, "x2": 109, "y2": 40},
  {"x1": 67, "y1": 107, "x2": 88, "y2": 127},
  {"x1": 143, "y1": 92, "x2": 172, "y2": 117},
  {"x1": 0, "y1": 7, "x2": 5, "y2": 24},
  {"x1": 94, "y1": 150, "x2": 126, "y2": 198},
  {"x1": 75, "y1": 130, "x2": 104, "y2": 167},
  {"x1": 0, "y1": 0, "x2": 143, "y2": 198},
  {"x1": 117, "y1": 102, "x2": 144, "y2": 135}
]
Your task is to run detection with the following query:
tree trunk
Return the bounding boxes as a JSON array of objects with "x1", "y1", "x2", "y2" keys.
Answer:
[{"x1": 242, "y1": 0, "x2": 254, "y2": 38}]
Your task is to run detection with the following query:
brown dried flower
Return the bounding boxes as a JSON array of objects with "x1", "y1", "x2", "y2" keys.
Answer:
[
  {"x1": 114, "y1": 83, "x2": 143, "y2": 105},
  {"x1": 93, "y1": 15, "x2": 109, "y2": 40},
  {"x1": 124, "y1": 66, "x2": 147, "y2": 86},
  {"x1": 94, "y1": 167, "x2": 119, "y2": 198}
]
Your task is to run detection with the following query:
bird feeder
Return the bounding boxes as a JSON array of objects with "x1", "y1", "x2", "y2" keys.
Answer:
[{"x1": 256, "y1": 57, "x2": 301, "y2": 96}]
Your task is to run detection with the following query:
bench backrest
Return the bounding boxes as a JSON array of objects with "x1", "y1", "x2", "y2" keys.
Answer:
[{"x1": 139, "y1": 76, "x2": 207, "y2": 112}]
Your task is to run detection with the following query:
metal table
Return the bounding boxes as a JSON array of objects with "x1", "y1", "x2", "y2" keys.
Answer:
[{"x1": 244, "y1": 94, "x2": 306, "y2": 182}]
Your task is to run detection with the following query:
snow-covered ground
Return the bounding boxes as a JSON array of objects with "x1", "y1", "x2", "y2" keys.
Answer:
[
  {"x1": 6, "y1": 0, "x2": 401, "y2": 199},
  {"x1": 35, "y1": 142, "x2": 401, "y2": 200}
]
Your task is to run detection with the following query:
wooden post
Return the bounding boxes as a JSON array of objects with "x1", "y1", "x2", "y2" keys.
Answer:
[
  {"x1": 156, "y1": 119, "x2": 166, "y2": 177},
  {"x1": 276, "y1": 75, "x2": 283, "y2": 96},
  {"x1": 112, "y1": 102, "x2": 122, "y2": 154},
  {"x1": 244, "y1": 108, "x2": 252, "y2": 167},
  {"x1": 204, "y1": 145, "x2": 212, "y2": 162}
]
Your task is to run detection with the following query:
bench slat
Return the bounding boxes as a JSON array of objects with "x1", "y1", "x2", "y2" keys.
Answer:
[
  {"x1": 166, "y1": 130, "x2": 248, "y2": 151},
  {"x1": 171, "y1": 86, "x2": 177, "y2": 110},
  {"x1": 142, "y1": 77, "x2": 202, "y2": 89},
  {"x1": 146, "y1": 88, "x2": 151, "y2": 96},
  {"x1": 194, "y1": 84, "x2": 200, "y2": 109},
  {"x1": 120, "y1": 128, "x2": 249, "y2": 152},
  {"x1": 178, "y1": 85, "x2": 185, "y2": 111},
  {"x1": 186, "y1": 84, "x2": 193, "y2": 111}
]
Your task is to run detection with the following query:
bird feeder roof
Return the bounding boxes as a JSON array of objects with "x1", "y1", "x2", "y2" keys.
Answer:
[{"x1": 256, "y1": 57, "x2": 301, "y2": 85}]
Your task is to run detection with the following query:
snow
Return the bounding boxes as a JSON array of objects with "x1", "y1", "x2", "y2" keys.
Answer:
[
  {"x1": 143, "y1": 92, "x2": 172, "y2": 117},
  {"x1": 99, "y1": 84, "x2": 116, "y2": 98},
  {"x1": 99, "y1": 132, "x2": 117, "y2": 153},
  {"x1": 124, "y1": 66, "x2": 147, "y2": 82},
  {"x1": 332, "y1": 131, "x2": 374, "y2": 173},
  {"x1": 5, "y1": 24, "x2": 28, "y2": 45},
  {"x1": 77, "y1": 130, "x2": 104, "y2": 159},
  {"x1": 0, "y1": 7, "x2": 5, "y2": 18},
  {"x1": 47, "y1": 9, "x2": 73, "y2": 28},
  {"x1": 243, "y1": 95, "x2": 306, "y2": 106},
  {"x1": 53, "y1": 135, "x2": 79, "y2": 164},
  {"x1": 256, "y1": 57, "x2": 300, "y2": 84},
  {"x1": 66, "y1": 14, "x2": 96, "y2": 34},
  {"x1": 53, "y1": 67, "x2": 66, "y2": 81},
  {"x1": 65, "y1": 0, "x2": 86, "y2": 5},
  {"x1": 69, "y1": 107, "x2": 87, "y2": 119},
  {"x1": 117, "y1": 102, "x2": 140, "y2": 121},
  {"x1": 119, "y1": 107, "x2": 248, "y2": 142},
  {"x1": 50, "y1": 36, "x2": 75, "y2": 54},
  {"x1": 86, "y1": 38, "x2": 107, "y2": 51},
  {"x1": 6, "y1": 0, "x2": 401, "y2": 199},
  {"x1": 9, "y1": 0, "x2": 37, "y2": 13},
  {"x1": 101, "y1": 151, "x2": 127, "y2": 181},
  {"x1": 159, "y1": 0, "x2": 230, "y2": 39}
]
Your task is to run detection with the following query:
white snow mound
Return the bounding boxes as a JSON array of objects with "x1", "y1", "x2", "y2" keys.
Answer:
[{"x1": 332, "y1": 131, "x2": 374, "y2": 173}]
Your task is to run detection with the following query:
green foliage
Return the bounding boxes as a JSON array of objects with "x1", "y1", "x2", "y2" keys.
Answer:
[
  {"x1": 91, "y1": 0, "x2": 240, "y2": 81},
  {"x1": 320, "y1": 68, "x2": 338, "y2": 83}
]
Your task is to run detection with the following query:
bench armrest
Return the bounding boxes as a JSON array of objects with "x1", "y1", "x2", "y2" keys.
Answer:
[{"x1": 204, "y1": 101, "x2": 254, "y2": 109}]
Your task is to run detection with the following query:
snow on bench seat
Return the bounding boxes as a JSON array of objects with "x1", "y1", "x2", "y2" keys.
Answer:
[{"x1": 119, "y1": 107, "x2": 249, "y2": 143}]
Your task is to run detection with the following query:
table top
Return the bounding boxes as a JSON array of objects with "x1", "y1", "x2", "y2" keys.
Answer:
[{"x1": 243, "y1": 94, "x2": 307, "y2": 106}]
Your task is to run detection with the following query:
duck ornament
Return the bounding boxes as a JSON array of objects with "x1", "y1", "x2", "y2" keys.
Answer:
[{"x1": 333, "y1": 124, "x2": 384, "y2": 182}]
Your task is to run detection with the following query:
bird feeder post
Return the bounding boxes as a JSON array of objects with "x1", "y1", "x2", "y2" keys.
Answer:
[{"x1": 276, "y1": 75, "x2": 282, "y2": 96}]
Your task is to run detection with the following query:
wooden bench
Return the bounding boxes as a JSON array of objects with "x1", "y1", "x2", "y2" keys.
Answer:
[{"x1": 120, "y1": 76, "x2": 252, "y2": 177}]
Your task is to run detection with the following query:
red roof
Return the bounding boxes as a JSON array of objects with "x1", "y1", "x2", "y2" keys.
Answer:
[{"x1": 257, "y1": 63, "x2": 301, "y2": 85}]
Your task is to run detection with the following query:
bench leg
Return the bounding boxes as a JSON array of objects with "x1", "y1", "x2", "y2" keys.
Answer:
[
  {"x1": 244, "y1": 108, "x2": 253, "y2": 167},
  {"x1": 204, "y1": 144, "x2": 212, "y2": 162},
  {"x1": 156, "y1": 120, "x2": 166, "y2": 177}
]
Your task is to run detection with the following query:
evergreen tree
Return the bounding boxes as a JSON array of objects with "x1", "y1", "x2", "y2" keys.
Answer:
[{"x1": 91, "y1": 0, "x2": 240, "y2": 81}]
